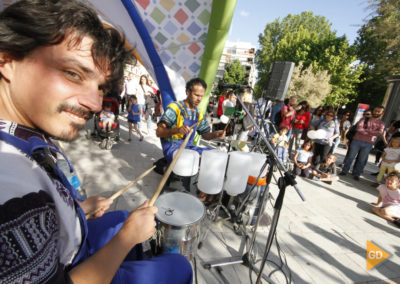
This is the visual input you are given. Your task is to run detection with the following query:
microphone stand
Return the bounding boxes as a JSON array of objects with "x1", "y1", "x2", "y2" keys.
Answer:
[
  {"x1": 202, "y1": 87, "x2": 305, "y2": 283},
  {"x1": 233, "y1": 90, "x2": 306, "y2": 200}
]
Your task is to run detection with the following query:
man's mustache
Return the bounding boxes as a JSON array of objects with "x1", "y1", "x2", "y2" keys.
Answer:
[{"x1": 57, "y1": 104, "x2": 94, "y2": 120}]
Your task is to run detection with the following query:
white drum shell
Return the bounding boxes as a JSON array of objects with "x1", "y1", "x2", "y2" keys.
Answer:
[
  {"x1": 172, "y1": 149, "x2": 199, "y2": 176},
  {"x1": 224, "y1": 151, "x2": 252, "y2": 196},
  {"x1": 197, "y1": 150, "x2": 228, "y2": 194},
  {"x1": 248, "y1": 152, "x2": 268, "y2": 177}
]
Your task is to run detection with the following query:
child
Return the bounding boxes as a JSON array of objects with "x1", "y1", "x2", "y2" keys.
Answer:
[
  {"x1": 99, "y1": 102, "x2": 115, "y2": 132},
  {"x1": 293, "y1": 140, "x2": 313, "y2": 178},
  {"x1": 127, "y1": 95, "x2": 144, "y2": 142},
  {"x1": 271, "y1": 126, "x2": 289, "y2": 166},
  {"x1": 371, "y1": 172, "x2": 400, "y2": 222},
  {"x1": 312, "y1": 154, "x2": 339, "y2": 185},
  {"x1": 377, "y1": 134, "x2": 400, "y2": 183}
]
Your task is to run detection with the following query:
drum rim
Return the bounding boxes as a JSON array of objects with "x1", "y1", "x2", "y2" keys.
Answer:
[{"x1": 155, "y1": 192, "x2": 206, "y2": 226}]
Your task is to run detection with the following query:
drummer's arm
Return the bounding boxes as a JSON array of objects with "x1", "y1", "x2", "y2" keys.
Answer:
[
  {"x1": 69, "y1": 201, "x2": 157, "y2": 284},
  {"x1": 156, "y1": 121, "x2": 190, "y2": 138},
  {"x1": 202, "y1": 130, "x2": 225, "y2": 140},
  {"x1": 78, "y1": 196, "x2": 113, "y2": 219}
]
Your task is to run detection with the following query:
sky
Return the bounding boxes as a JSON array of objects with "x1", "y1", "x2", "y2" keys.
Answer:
[{"x1": 227, "y1": 0, "x2": 373, "y2": 48}]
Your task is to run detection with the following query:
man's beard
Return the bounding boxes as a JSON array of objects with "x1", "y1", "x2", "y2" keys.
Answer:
[
  {"x1": 372, "y1": 113, "x2": 381, "y2": 119},
  {"x1": 53, "y1": 123, "x2": 86, "y2": 142},
  {"x1": 52, "y1": 103, "x2": 94, "y2": 141}
]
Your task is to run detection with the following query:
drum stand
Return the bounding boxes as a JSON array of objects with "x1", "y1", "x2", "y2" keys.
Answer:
[
  {"x1": 202, "y1": 89, "x2": 306, "y2": 283},
  {"x1": 208, "y1": 191, "x2": 232, "y2": 222},
  {"x1": 202, "y1": 156, "x2": 276, "y2": 283}
]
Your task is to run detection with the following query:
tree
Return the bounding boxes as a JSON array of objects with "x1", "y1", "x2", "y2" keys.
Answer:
[
  {"x1": 352, "y1": 0, "x2": 400, "y2": 109},
  {"x1": 366, "y1": 0, "x2": 400, "y2": 73},
  {"x1": 256, "y1": 11, "x2": 363, "y2": 107},
  {"x1": 220, "y1": 59, "x2": 247, "y2": 85},
  {"x1": 256, "y1": 12, "x2": 336, "y2": 89},
  {"x1": 353, "y1": 18, "x2": 390, "y2": 108},
  {"x1": 287, "y1": 62, "x2": 331, "y2": 107},
  {"x1": 215, "y1": 59, "x2": 247, "y2": 95}
]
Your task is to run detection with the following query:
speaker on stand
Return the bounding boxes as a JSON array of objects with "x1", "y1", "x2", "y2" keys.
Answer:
[
  {"x1": 255, "y1": 61, "x2": 295, "y2": 151},
  {"x1": 263, "y1": 61, "x2": 295, "y2": 102}
]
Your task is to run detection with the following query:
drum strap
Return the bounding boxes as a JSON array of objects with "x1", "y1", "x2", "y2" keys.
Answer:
[{"x1": 0, "y1": 131, "x2": 89, "y2": 265}]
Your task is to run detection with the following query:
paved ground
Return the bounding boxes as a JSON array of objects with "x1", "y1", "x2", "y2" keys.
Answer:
[{"x1": 62, "y1": 115, "x2": 400, "y2": 284}]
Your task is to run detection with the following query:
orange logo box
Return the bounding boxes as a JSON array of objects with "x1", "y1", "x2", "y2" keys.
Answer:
[{"x1": 366, "y1": 240, "x2": 391, "y2": 270}]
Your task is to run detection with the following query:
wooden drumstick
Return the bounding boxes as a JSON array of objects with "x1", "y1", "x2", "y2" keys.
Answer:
[
  {"x1": 85, "y1": 166, "x2": 156, "y2": 218},
  {"x1": 149, "y1": 129, "x2": 194, "y2": 206}
]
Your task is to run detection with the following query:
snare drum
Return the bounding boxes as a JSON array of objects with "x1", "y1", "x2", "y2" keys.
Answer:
[{"x1": 154, "y1": 192, "x2": 205, "y2": 260}]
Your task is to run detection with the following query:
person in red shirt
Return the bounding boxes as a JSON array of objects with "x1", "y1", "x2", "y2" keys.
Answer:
[
  {"x1": 279, "y1": 95, "x2": 299, "y2": 140},
  {"x1": 217, "y1": 89, "x2": 230, "y2": 117},
  {"x1": 288, "y1": 101, "x2": 311, "y2": 157}
]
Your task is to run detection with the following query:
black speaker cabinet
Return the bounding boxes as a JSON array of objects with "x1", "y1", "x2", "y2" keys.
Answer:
[{"x1": 263, "y1": 61, "x2": 295, "y2": 101}]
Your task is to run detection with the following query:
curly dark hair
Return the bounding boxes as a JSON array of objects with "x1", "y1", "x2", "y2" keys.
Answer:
[
  {"x1": 186, "y1": 77, "x2": 207, "y2": 92},
  {"x1": 0, "y1": 0, "x2": 133, "y2": 90}
]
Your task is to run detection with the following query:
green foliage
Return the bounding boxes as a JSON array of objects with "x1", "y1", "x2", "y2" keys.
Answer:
[
  {"x1": 256, "y1": 11, "x2": 363, "y2": 107},
  {"x1": 215, "y1": 59, "x2": 247, "y2": 96},
  {"x1": 354, "y1": 18, "x2": 389, "y2": 109},
  {"x1": 351, "y1": 0, "x2": 400, "y2": 110},
  {"x1": 220, "y1": 59, "x2": 247, "y2": 85},
  {"x1": 366, "y1": 0, "x2": 400, "y2": 74}
]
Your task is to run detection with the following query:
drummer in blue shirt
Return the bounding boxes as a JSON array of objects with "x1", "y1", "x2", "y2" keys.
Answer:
[{"x1": 156, "y1": 78, "x2": 225, "y2": 163}]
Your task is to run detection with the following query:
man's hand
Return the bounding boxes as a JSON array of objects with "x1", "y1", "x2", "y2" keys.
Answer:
[
  {"x1": 79, "y1": 196, "x2": 113, "y2": 219},
  {"x1": 214, "y1": 130, "x2": 226, "y2": 139},
  {"x1": 119, "y1": 201, "x2": 158, "y2": 247},
  {"x1": 176, "y1": 125, "x2": 191, "y2": 135}
]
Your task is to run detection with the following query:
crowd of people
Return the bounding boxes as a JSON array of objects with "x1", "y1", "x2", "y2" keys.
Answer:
[
  {"x1": 214, "y1": 92, "x2": 400, "y2": 223},
  {"x1": 119, "y1": 73, "x2": 162, "y2": 139},
  {"x1": 262, "y1": 96, "x2": 400, "y2": 222}
]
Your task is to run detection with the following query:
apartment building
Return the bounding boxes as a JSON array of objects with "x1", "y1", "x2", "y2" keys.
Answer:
[{"x1": 215, "y1": 41, "x2": 257, "y2": 88}]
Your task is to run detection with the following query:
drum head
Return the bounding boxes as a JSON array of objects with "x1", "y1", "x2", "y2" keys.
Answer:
[{"x1": 155, "y1": 192, "x2": 205, "y2": 226}]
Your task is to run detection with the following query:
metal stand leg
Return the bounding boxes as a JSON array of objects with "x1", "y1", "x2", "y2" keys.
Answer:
[
  {"x1": 208, "y1": 190, "x2": 231, "y2": 222},
  {"x1": 255, "y1": 172, "x2": 295, "y2": 284},
  {"x1": 202, "y1": 157, "x2": 277, "y2": 284}
]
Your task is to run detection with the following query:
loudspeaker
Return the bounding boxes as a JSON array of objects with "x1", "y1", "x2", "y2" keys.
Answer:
[{"x1": 263, "y1": 61, "x2": 295, "y2": 101}]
